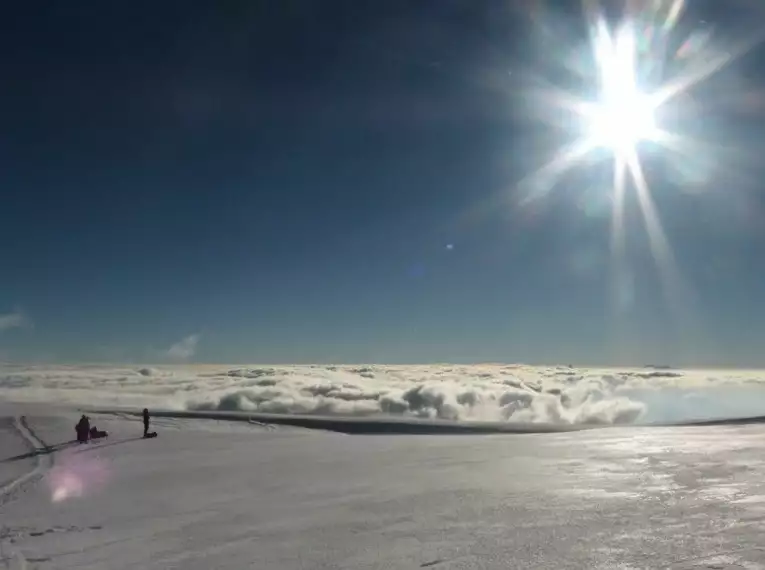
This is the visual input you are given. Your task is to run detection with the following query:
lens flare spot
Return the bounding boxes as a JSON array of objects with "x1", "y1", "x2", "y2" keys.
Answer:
[{"x1": 46, "y1": 448, "x2": 110, "y2": 503}]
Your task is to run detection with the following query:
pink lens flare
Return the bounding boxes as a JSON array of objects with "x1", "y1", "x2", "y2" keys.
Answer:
[{"x1": 46, "y1": 447, "x2": 110, "y2": 503}]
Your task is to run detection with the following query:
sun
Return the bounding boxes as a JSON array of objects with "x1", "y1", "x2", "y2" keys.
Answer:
[
  {"x1": 507, "y1": 0, "x2": 764, "y2": 330},
  {"x1": 583, "y1": 22, "x2": 661, "y2": 157},
  {"x1": 587, "y1": 87, "x2": 658, "y2": 155},
  {"x1": 514, "y1": 0, "x2": 761, "y2": 218}
]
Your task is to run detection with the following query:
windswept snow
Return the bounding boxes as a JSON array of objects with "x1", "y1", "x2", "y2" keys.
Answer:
[
  {"x1": 4, "y1": 404, "x2": 765, "y2": 569},
  {"x1": 2, "y1": 363, "x2": 765, "y2": 425}
]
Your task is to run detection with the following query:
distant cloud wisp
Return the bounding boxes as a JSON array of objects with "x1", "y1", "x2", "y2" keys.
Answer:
[
  {"x1": 0, "y1": 310, "x2": 31, "y2": 332},
  {"x1": 164, "y1": 333, "x2": 201, "y2": 360}
]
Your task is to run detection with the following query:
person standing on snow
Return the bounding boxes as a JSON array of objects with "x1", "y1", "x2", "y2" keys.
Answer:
[
  {"x1": 76, "y1": 414, "x2": 90, "y2": 443},
  {"x1": 142, "y1": 408, "x2": 150, "y2": 437}
]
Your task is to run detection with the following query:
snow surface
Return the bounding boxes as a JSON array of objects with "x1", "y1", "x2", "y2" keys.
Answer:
[
  {"x1": 3, "y1": 362, "x2": 765, "y2": 425},
  {"x1": 5, "y1": 401, "x2": 765, "y2": 569}
]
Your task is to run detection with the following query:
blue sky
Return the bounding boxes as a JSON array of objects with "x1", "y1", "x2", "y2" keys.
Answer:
[{"x1": 2, "y1": 0, "x2": 765, "y2": 366}]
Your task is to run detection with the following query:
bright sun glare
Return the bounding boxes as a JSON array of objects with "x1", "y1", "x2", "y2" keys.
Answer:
[
  {"x1": 516, "y1": 0, "x2": 764, "y2": 321},
  {"x1": 585, "y1": 22, "x2": 660, "y2": 156}
]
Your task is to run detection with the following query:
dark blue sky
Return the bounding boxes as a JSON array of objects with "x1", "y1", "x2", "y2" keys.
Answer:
[{"x1": 2, "y1": 0, "x2": 765, "y2": 366}]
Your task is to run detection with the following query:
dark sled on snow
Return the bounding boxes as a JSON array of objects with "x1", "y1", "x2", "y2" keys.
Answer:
[{"x1": 144, "y1": 432, "x2": 158, "y2": 439}]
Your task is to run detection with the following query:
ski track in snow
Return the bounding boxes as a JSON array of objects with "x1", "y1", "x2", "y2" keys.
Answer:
[
  {"x1": 0, "y1": 416, "x2": 50, "y2": 504},
  {"x1": 1, "y1": 415, "x2": 52, "y2": 570}
]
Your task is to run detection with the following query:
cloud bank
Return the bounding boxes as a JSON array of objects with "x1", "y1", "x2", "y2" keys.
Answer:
[{"x1": 2, "y1": 363, "x2": 765, "y2": 425}]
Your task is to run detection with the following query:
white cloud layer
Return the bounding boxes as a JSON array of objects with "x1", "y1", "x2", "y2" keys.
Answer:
[{"x1": 2, "y1": 363, "x2": 765, "y2": 425}]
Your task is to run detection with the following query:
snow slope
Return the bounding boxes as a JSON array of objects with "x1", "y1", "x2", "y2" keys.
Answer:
[{"x1": 4, "y1": 402, "x2": 765, "y2": 569}]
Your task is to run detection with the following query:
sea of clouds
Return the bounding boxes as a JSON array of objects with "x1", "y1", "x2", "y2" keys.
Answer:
[{"x1": 3, "y1": 363, "x2": 765, "y2": 425}]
